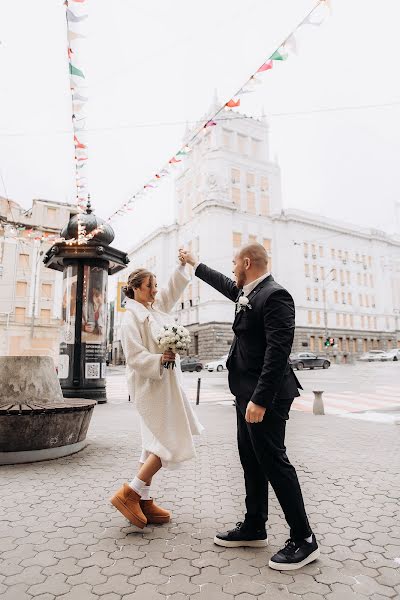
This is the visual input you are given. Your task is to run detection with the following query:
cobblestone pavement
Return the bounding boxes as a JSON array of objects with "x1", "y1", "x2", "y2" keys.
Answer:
[{"x1": 1, "y1": 398, "x2": 400, "y2": 599}]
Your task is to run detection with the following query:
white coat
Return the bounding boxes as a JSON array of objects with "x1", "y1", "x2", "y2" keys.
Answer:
[{"x1": 121, "y1": 266, "x2": 203, "y2": 468}]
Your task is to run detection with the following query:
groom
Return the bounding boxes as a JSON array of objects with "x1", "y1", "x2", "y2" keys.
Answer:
[{"x1": 179, "y1": 244, "x2": 319, "y2": 570}]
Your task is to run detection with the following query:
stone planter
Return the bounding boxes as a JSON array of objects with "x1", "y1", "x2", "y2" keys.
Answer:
[{"x1": 0, "y1": 356, "x2": 96, "y2": 464}]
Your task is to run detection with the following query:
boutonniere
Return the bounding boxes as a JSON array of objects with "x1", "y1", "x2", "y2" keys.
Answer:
[{"x1": 236, "y1": 295, "x2": 252, "y2": 313}]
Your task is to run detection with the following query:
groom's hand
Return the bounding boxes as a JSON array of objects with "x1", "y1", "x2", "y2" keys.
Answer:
[
  {"x1": 245, "y1": 401, "x2": 266, "y2": 424},
  {"x1": 179, "y1": 248, "x2": 197, "y2": 267}
]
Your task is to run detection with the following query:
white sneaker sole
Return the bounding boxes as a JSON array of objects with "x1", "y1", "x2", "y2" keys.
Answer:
[
  {"x1": 269, "y1": 547, "x2": 320, "y2": 570},
  {"x1": 214, "y1": 536, "x2": 268, "y2": 548}
]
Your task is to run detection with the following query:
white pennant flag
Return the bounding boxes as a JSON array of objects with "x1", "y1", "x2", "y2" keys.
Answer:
[{"x1": 284, "y1": 33, "x2": 298, "y2": 55}]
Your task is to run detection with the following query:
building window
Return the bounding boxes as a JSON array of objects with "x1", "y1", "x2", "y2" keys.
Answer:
[
  {"x1": 247, "y1": 191, "x2": 256, "y2": 214},
  {"x1": 237, "y1": 134, "x2": 247, "y2": 155},
  {"x1": 222, "y1": 129, "x2": 232, "y2": 149},
  {"x1": 16, "y1": 281, "x2": 28, "y2": 297},
  {"x1": 306, "y1": 287, "x2": 311, "y2": 301},
  {"x1": 307, "y1": 311, "x2": 312, "y2": 324},
  {"x1": 348, "y1": 292, "x2": 352, "y2": 305},
  {"x1": 336, "y1": 313, "x2": 341, "y2": 327},
  {"x1": 312, "y1": 265, "x2": 318, "y2": 279},
  {"x1": 41, "y1": 283, "x2": 52, "y2": 299},
  {"x1": 246, "y1": 173, "x2": 255, "y2": 188},
  {"x1": 260, "y1": 176, "x2": 269, "y2": 191},
  {"x1": 231, "y1": 168, "x2": 240, "y2": 184},
  {"x1": 303, "y1": 243, "x2": 309, "y2": 258},
  {"x1": 334, "y1": 290, "x2": 339, "y2": 303},
  {"x1": 338, "y1": 337, "x2": 343, "y2": 351},
  {"x1": 344, "y1": 251, "x2": 349, "y2": 262},
  {"x1": 361, "y1": 315, "x2": 365, "y2": 328},
  {"x1": 318, "y1": 336, "x2": 324, "y2": 351},
  {"x1": 343, "y1": 313, "x2": 348, "y2": 327},
  {"x1": 367, "y1": 316, "x2": 371, "y2": 329},
  {"x1": 369, "y1": 274, "x2": 374, "y2": 287},
  {"x1": 350, "y1": 314, "x2": 354, "y2": 328},
  {"x1": 322, "y1": 289, "x2": 326, "y2": 302},
  {"x1": 47, "y1": 207, "x2": 57, "y2": 223},
  {"x1": 232, "y1": 187, "x2": 241, "y2": 207},
  {"x1": 363, "y1": 273, "x2": 368, "y2": 286},
  {"x1": 365, "y1": 295, "x2": 369, "y2": 308},
  {"x1": 233, "y1": 232, "x2": 242, "y2": 249},
  {"x1": 357, "y1": 273, "x2": 361, "y2": 286},
  {"x1": 331, "y1": 248, "x2": 335, "y2": 259},
  {"x1": 359, "y1": 294, "x2": 363, "y2": 307},
  {"x1": 314, "y1": 288, "x2": 319, "y2": 302},
  {"x1": 338, "y1": 249, "x2": 342, "y2": 260},
  {"x1": 320, "y1": 266, "x2": 325, "y2": 279},
  {"x1": 341, "y1": 291, "x2": 346, "y2": 304},
  {"x1": 373, "y1": 316, "x2": 377, "y2": 329},
  {"x1": 312, "y1": 244, "x2": 316, "y2": 258},
  {"x1": 346, "y1": 271, "x2": 351, "y2": 284},
  {"x1": 319, "y1": 246, "x2": 324, "y2": 258},
  {"x1": 248, "y1": 234, "x2": 257, "y2": 244},
  {"x1": 263, "y1": 239, "x2": 271, "y2": 253},
  {"x1": 310, "y1": 336, "x2": 315, "y2": 351},
  {"x1": 40, "y1": 309, "x2": 51, "y2": 324},
  {"x1": 260, "y1": 194, "x2": 269, "y2": 216},
  {"x1": 304, "y1": 264, "x2": 310, "y2": 277},
  {"x1": 18, "y1": 253, "x2": 30, "y2": 269},
  {"x1": 15, "y1": 307, "x2": 26, "y2": 323},
  {"x1": 251, "y1": 138, "x2": 261, "y2": 158},
  {"x1": 316, "y1": 311, "x2": 321, "y2": 325},
  {"x1": 340, "y1": 270, "x2": 345, "y2": 284},
  {"x1": 368, "y1": 256, "x2": 372, "y2": 268},
  {"x1": 371, "y1": 295, "x2": 375, "y2": 308},
  {"x1": 352, "y1": 338, "x2": 357, "y2": 352},
  {"x1": 332, "y1": 268, "x2": 337, "y2": 280}
]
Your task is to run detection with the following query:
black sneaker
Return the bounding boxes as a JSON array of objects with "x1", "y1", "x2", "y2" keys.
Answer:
[
  {"x1": 269, "y1": 535, "x2": 320, "y2": 570},
  {"x1": 214, "y1": 521, "x2": 268, "y2": 548}
]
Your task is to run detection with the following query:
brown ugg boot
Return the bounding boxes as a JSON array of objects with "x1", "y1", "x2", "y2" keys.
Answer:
[
  {"x1": 140, "y1": 499, "x2": 171, "y2": 524},
  {"x1": 110, "y1": 484, "x2": 147, "y2": 529}
]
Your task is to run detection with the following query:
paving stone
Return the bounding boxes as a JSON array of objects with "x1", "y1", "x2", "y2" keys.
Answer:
[
  {"x1": 57, "y1": 583, "x2": 99, "y2": 600},
  {"x1": 66, "y1": 565, "x2": 107, "y2": 586},
  {"x1": 157, "y1": 574, "x2": 200, "y2": 596},
  {"x1": 28, "y1": 573, "x2": 71, "y2": 597},
  {"x1": 92, "y1": 574, "x2": 136, "y2": 596},
  {"x1": 223, "y1": 575, "x2": 266, "y2": 596},
  {"x1": 3, "y1": 565, "x2": 46, "y2": 586},
  {"x1": 0, "y1": 583, "x2": 32, "y2": 600},
  {"x1": 123, "y1": 584, "x2": 164, "y2": 600},
  {"x1": 191, "y1": 582, "x2": 234, "y2": 600}
]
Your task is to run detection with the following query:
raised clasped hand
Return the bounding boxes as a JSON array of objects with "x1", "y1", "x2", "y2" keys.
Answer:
[
  {"x1": 178, "y1": 248, "x2": 196, "y2": 267},
  {"x1": 245, "y1": 401, "x2": 266, "y2": 424}
]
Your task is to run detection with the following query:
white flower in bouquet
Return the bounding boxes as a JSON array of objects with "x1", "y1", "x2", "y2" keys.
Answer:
[{"x1": 157, "y1": 324, "x2": 191, "y2": 369}]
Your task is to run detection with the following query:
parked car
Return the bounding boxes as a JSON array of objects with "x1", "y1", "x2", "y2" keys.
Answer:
[
  {"x1": 289, "y1": 352, "x2": 330, "y2": 370},
  {"x1": 180, "y1": 357, "x2": 203, "y2": 372},
  {"x1": 382, "y1": 348, "x2": 400, "y2": 361},
  {"x1": 358, "y1": 350, "x2": 388, "y2": 362},
  {"x1": 204, "y1": 354, "x2": 229, "y2": 372}
]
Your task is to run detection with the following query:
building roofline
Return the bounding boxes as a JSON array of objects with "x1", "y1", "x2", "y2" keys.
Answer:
[{"x1": 275, "y1": 208, "x2": 400, "y2": 246}]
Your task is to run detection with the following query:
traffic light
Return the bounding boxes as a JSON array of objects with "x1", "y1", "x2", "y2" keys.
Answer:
[
  {"x1": 329, "y1": 337, "x2": 335, "y2": 347},
  {"x1": 324, "y1": 338, "x2": 330, "y2": 347}
]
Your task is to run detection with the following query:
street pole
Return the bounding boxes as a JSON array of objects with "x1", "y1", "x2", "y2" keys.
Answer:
[{"x1": 30, "y1": 240, "x2": 43, "y2": 339}]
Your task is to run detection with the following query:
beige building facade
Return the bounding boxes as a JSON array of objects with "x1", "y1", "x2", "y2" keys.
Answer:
[{"x1": 0, "y1": 197, "x2": 77, "y2": 361}]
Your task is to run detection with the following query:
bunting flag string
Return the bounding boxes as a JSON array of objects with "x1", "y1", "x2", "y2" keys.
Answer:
[
  {"x1": 100, "y1": 0, "x2": 331, "y2": 229},
  {"x1": 64, "y1": 0, "x2": 92, "y2": 244}
]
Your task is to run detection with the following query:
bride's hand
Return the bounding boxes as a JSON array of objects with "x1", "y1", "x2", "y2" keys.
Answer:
[
  {"x1": 161, "y1": 350, "x2": 176, "y2": 365},
  {"x1": 179, "y1": 248, "x2": 196, "y2": 267}
]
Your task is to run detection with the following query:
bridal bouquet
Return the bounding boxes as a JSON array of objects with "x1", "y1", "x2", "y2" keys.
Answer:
[{"x1": 157, "y1": 325, "x2": 191, "y2": 369}]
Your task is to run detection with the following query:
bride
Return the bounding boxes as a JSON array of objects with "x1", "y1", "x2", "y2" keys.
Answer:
[{"x1": 110, "y1": 252, "x2": 203, "y2": 528}]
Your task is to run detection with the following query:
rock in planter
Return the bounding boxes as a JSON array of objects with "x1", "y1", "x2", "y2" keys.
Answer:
[{"x1": 0, "y1": 356, "x2": 96, "y2": 464}]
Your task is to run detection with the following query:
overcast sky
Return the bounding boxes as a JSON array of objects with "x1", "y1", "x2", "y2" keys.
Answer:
[{"x1": 1, "y1": 0, "x2": 400, "y2": 251}]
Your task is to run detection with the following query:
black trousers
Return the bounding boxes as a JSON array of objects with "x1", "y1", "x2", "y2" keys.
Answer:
[{"x1": 236, "y1": 397, "x2": 312, "y2": 541}]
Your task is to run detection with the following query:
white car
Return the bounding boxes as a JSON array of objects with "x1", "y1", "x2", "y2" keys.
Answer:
[
  {"x1": 359, "y1": 350, "x2": 390, "y2": 362},
  {"x1": 204, "y1": 354, "x2": 228, "y2": 372},
  {"x1": 380, "y1": 349, "x2": 400, "y2": 362}
]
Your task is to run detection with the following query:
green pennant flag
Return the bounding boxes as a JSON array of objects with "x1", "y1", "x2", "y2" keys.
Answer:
[
  {"x1": 270, "y1": 50, "x2": 288, "y2": 61},
  {"x1": 69, "y1": 63, "x2": 85, "y2": 78}
]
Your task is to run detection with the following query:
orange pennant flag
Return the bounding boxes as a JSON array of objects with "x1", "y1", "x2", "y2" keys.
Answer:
[{"x1": 226, "y1": 99, "x2": 240, "y2": 108}]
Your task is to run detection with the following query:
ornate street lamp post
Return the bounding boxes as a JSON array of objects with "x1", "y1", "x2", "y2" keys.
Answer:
[{"x1": 43, "y1": 201, "x2": 129, "y2": 402}]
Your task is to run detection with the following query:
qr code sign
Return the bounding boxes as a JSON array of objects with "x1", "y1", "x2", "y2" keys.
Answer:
[{"x1": 85, "y1": 363, "x2": 100, "y2": 379}]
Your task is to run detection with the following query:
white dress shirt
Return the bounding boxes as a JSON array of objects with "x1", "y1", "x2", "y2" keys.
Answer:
[{"x1": 242, "y1": 272, "x2": 270, "y2": 297}]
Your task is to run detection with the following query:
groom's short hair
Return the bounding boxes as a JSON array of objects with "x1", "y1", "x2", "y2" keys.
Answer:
[{"x1": 238, "y1": 243, "x2": 269, "y2": 268}]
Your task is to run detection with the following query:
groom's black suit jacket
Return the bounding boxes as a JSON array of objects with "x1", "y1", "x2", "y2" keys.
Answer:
[{"x1": 195, "y1": 263, "x2": 302, "y2": 409}]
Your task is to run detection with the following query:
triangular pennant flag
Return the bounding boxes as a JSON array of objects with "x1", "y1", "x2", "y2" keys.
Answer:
[
  {"x1": 226, "y1": 99, "x2": 240, "y2": 108},
  {"x1": 204, "y1": 120, "x2": 217, "y2": 128},
  {"x1": 284, "y1": 33, "x2": 298, "y2": 54},
  {"x1": 72, "y1": 103, "x2": 85, "y2": 113},
  {"x1": 72, "y1": 0, "x2": 87, "y2": 3},
  {"x1": 169, "y1": 157, "x2": 181, "y2": 164},
  {"x1": 73, "y1": 93, "x2": 88, "y2": 102},
  {"x1": 67, "y1": 30, "x2": 85, "y2": 42},
  {"x1": 66, "y1": 9, "x2": 88, "y2": 22},
  {"x1": 74, "y1": 135, "x2": 87, "y2": 149},
  {"x1": 68, "y1": 47, "x2": 74, "y2": 59},
  {"x1": 270, "y1": 49, "x2": 288, "y2": 61},
  {"x1": 302, "y1": 11, "x2": 326, "y2": 27},
  {"x1": 144, "y1": 184, "x2": 155, "y2": 189},
  {"x1": 69, "y1": 63, "x2": 85, "y2": 78},
  {"x1": 257, "y1": 60, "x2": 273, "y2": 73}
]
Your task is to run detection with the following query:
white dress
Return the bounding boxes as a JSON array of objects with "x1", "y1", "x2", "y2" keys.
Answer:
[{"x1": 121, "y1": 267, "x2": 204, "y2": 470}]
